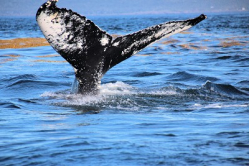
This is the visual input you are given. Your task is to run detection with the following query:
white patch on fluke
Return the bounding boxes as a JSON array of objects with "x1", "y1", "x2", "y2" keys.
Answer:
[
  {"x1": 113, "y1": 41, "x2": 120, "y2": 47},
  {"x1": 121, "y1": 22, "x2": 193, "y2": 56},
  {"x1": 37, "y1": 9, "x2": 84, "y2": 52},
  {"x1": 100, "y1": 36, "x2": 110, "y2": 46}
]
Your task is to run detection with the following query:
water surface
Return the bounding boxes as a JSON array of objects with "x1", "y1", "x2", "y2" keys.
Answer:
[{"x1": 0, "y1": 13, "x2": 249, "y2": 165}]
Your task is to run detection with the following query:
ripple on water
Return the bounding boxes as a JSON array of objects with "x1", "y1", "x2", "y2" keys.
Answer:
[{"x1": 0, "y1": 101, "x2": 21, "y2": 109}]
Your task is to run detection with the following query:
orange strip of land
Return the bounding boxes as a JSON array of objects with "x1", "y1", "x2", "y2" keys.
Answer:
[{"x1": 0, "y1": 38, "x2": 49, "y2": 49}]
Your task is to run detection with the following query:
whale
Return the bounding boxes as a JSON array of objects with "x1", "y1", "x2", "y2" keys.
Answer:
[{"x1": 36, "y1": 0, "x2": 206, "y2": 95}]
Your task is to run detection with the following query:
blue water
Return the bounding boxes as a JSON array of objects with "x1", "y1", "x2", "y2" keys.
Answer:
[{"x1": 0, "y1": 13, "x2": 249, "y2": 166}]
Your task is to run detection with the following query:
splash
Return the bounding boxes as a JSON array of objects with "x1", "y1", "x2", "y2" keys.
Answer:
[
  {"x1": 100, "y1": 81, "x2": 137, "y2": 95},
  {"x1": 41, "y1": 82, "x2": 140, "y2": 111},
  {"x1": 40, "y1": 81, "x2": 200, "y2": 112}
]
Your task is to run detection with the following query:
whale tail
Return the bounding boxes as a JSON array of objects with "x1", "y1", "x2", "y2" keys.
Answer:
[{"x1": 36, "y1": 0, "x2": 206, "y2": 94}]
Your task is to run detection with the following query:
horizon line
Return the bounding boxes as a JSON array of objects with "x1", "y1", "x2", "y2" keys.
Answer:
[{"x1": 0, "y1": 10, "x2": 248, "y2": 17}]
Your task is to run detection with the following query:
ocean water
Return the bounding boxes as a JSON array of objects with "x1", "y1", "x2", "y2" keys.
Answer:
[{"x1": 0, "y1": 13, "x2": 249, "y2": 166}]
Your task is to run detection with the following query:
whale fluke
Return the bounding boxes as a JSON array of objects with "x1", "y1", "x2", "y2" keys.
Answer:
[{"x1": 36, "y1": 0, "x2": 206, "y2": 95}]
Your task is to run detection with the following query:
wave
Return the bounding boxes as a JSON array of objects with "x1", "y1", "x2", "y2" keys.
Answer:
[
  {"x1": 236, "y1": 80, "x2": 249, "y2": 90},
  {"x1": 166, "y1": 71, "x2": 219, "y2": 83},
  {"x1": 40, "y1": 80, "x2": 249, "y2": 113},
  {"x1": 215, "y1": 55, "x2": 249, "y2": 62},
  {"x1": 6, "y1": 80, "x2": 61, "y2": 89},
  {"x1": 1, "y1": 74, "x2": 69, "y2": 92},
  {"x1": 0, "y1": 74, "x2": 36, "y2": 89},
  {"x1": 132, "y1": 72, "x2": 162, "y2": 77},
  {"x1": 0, "y1": 101, "x2": 21, "y2": 109},
  {"x1": 203, "y1": 81, "x2": 249, "y2": 97},
  {"x1": 2, "y1": 74, "x2": 36, "y2": 82}
]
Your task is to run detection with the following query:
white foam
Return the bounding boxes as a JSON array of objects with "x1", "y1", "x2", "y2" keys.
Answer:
[
  {"x1": 41, "y1": 91, "x2": 104, "y2": 105},
  {"x1": 192, "y1": 103, "x2": 249, "y2": 110},
  {"x1": 100, "y1": 81, "x2": 136, "y2": 95},
  {"x1": 41, "y1": 82, "x2": 138, "y2": 110},
  {"x1": 150, "y1": 89, "x2": 179, "y2": 96},
  {"x1": 41, "y1": 82, "x2": 184, "y2": 107}
]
